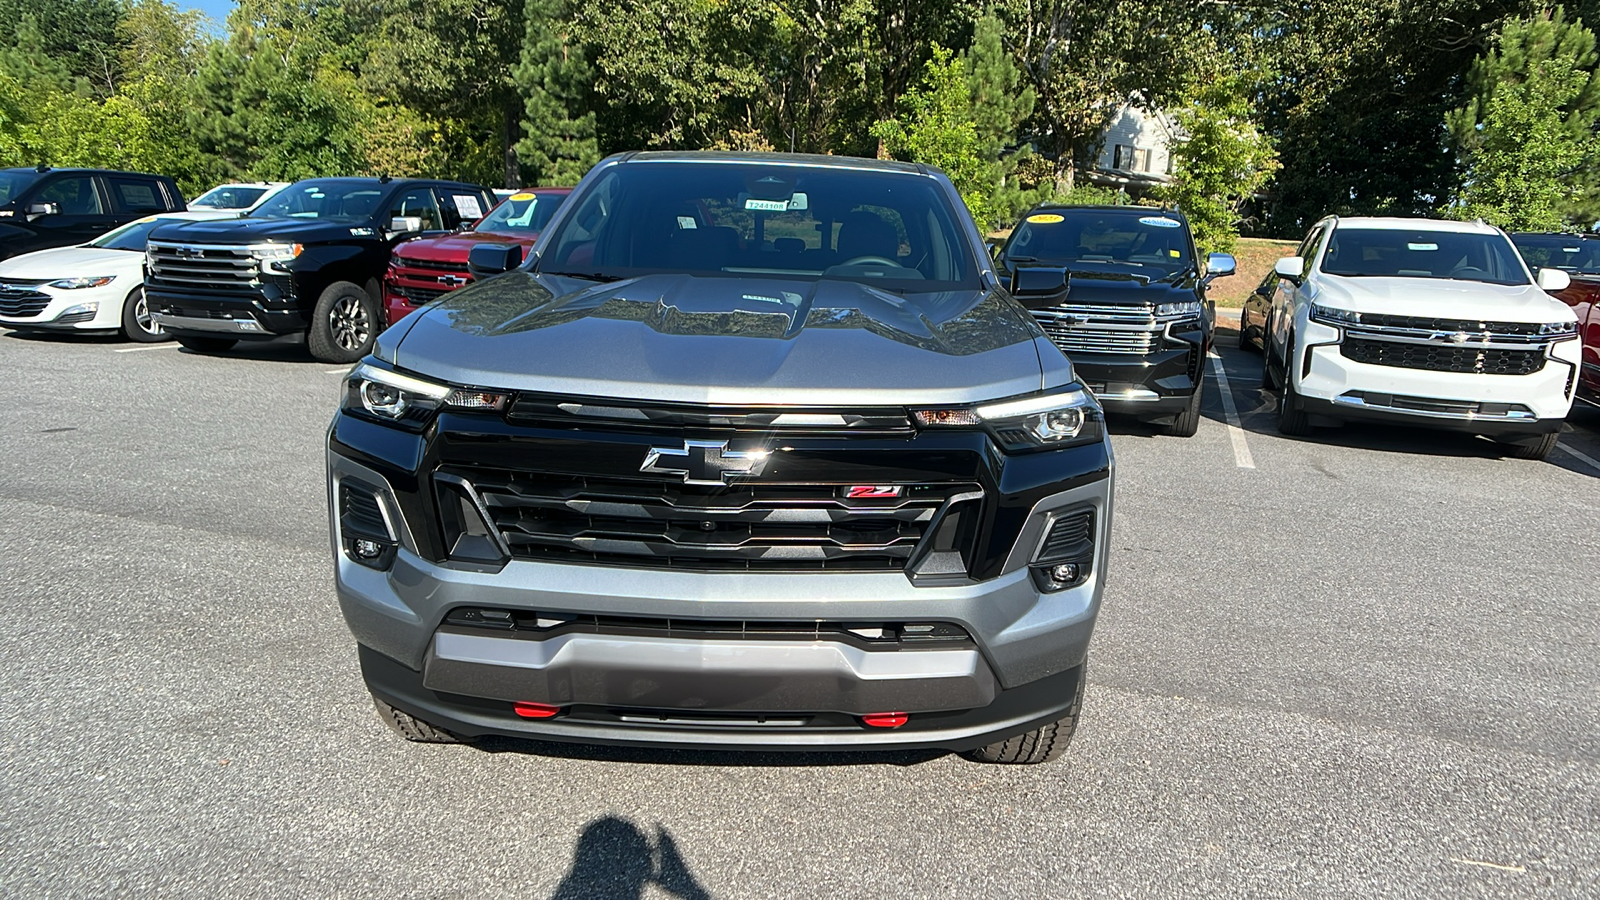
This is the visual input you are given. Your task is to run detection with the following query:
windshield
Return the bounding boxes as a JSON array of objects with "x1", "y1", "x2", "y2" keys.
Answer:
[
  {"x1": 191, "y1": 185, "x2": 268, "y2": 210},
  {"x1": 89, "y1": 217, "x2": 171, "y2": 251},
  {"x1": 249, "y1": 179, "x2": 384, "y2": 222},
  {"x1": 1321, "y1": 228, "x2": 1531, "y2": 285},
  {"x1": 474, "y1": 191, "x2": 567, "y2": 234},
  {"x1": 1002, "y1": 209, "x2": 1193, "y2": 275},
  {"x1": 1511, "y1": 233, "x2": 1600, "y2": 275},
  {"x1": 539, "y1": 161, "x2": 978, "y2": 290},
  {"x1": 0, "y1": 170, "x2": 42, "y2": 206}
]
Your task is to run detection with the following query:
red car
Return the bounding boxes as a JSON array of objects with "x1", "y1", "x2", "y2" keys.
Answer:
[
  {"x1": 384, "y1": 188, "x2": 572, "y2": 326},
  {"x1": 1511, "y1": 232, "x2": 1600, "y2": 404}
]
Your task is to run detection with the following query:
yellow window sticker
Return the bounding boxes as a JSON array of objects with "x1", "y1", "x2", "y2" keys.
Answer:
[
  {"x1": 1169, "y1": 249, "x2": 1181, "y2": 257},
  {"x1": 509, "y1": 192, "x2": 537, "y2": 201},
  {"x1": 1026, "y1": 214, "x2": 1065, "y2": 224}
]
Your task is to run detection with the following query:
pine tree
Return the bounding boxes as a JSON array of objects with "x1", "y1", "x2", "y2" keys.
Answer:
[{"x1": 516, "y1": 0, "x2": 601, "y2": 187}]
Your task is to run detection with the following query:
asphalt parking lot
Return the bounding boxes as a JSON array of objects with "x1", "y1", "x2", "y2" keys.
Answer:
[{"x1": 1, "y1": 326, "x2": 1597, "y2": 899}]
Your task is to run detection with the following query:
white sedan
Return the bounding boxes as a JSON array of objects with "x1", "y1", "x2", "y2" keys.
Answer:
[
  {"x1": 0, "y1": 213, "x2": 217, "y2": 342},
  {"x1": 187, "y1": 182, "x2": 291, "y2": 214}
]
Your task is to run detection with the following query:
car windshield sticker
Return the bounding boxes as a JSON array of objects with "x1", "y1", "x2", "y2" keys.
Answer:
[
  {"x1": 509, "y1": 192, "x2": 537, "y2": 202},
  {"x1": 1026, "y1": 214, "x2": 1064, "y2": 224},
  {"x1": 1169, "y1": 249, "x2": 1181, "y2": 257},
  {"x1": 1407, "y1": 242, "x2": 1439, "y2": 251},
  {"x1": 677, "y1": 216, "x2": 698, "y2": 229},
  {"x1": 453, "y1": 195, "x2": 483, "y2": 219},
  {"x1": 745, "y1": 198, "x2": 788, "y2": 212},
  {"x1": 1139, "y1": 216, "x2": 1182, "y2": 228}
]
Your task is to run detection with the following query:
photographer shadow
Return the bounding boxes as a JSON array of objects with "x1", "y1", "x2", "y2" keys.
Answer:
[{"x1": 550, "y1": 815, "x2": 710, "y2": 900}]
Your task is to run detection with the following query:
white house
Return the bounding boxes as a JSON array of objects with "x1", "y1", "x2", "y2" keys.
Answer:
[{"x1": 1084, "y1": 100, "x2": 1183, "y2": 195}]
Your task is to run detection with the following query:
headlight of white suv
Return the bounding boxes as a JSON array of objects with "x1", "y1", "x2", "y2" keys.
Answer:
[
  {"x1": 1540, "y1": 320, "x2": 1578, "y2": 337},
  {"x1": 47, "y1": 276, "x2": 115, "y2": 289},
  {"x1": 915, "y1": 387, "x2": 1103, "y2": 452},
  {"x1": 1309, "y1": 304, "x2": 1361, "y2": 327}
]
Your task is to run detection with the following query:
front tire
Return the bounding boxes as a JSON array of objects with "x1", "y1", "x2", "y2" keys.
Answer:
[
  {"x1": 309, "y1": 281, "x2": 381, "y2": 363},
  {"x1": 372, "y1": 696, "x2": 468, "y2": 744},
  {"x1": 176, "y1": 336, "x2": 238, "y2": 353},
  {"x1": 962, "y1": 664, "x2": 1085, "y2": 765},
  {"x1": 120, "y1": 287, "x2": 168, "y2": 342},
  {"x1": 1166, "y1": 385, "x2": 1203, "y2": 437},
  {"x1": 1502, "y1": 431, "x2": 1560, "y2": 461},
  {"x1": 1277, "y1": 373, "x2": 1312, "y2": 436}
]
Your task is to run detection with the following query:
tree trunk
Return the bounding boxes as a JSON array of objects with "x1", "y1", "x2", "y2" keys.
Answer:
[{"x1": 504, "y1": 102, "x2": 522, "y2": 189}]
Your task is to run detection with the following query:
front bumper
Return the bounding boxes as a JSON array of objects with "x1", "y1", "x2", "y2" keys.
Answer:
[
  {"x1": 329, "y1": 427, "x2": 1112, "y2": 750},
  {"x1": 1292, "y1": 320, "x2": 1579, "y2": 427},
  {"x1": 1074, "y1": 343, "x2": 1205, "y2": 419},
  {"x1": 0, "y1": 284, "x2": 124, "y2": 332},
  {"x1": 145, "y1": 280, "x2": 305, "y2": 340}
]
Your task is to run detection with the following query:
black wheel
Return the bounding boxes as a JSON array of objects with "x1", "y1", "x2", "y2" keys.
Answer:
[
  {"x1": 1261, "y1": 318, "x2": 1279, "y2": 388},
  {"x1": 120, "y1": 287, "x2": 168, "y2": 342},
  {"x1": 962, "y1": 664, "x2": 1085, "y2": 765},
  {"x1": 1502, "y1": 431, "x2": 1560, "y2": 461},
  {"x1": 1236, "y1": 314, "x2": 1252, "y2": 350},
  {"x1": 1277, "y1": 360, "x2": 1313, "y2": 436},
  {"x1": 1166, "y1": 385, "x2": 1203, "y2": 437},
  {"x1": 372, "y1": 695, "x2": 468, "y2": 744},
  {"x1": 176, "y1": 336, "x2": 238, "y2": 353},
  {"x1": 309, "y1": 281, "x2": 381, "y2": 363}
]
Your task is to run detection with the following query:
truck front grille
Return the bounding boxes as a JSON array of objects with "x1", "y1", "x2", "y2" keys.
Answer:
[
  {"x1": 1031, "y1": 303, "x2": 1160, "y2": 355},
  {"x1": 393, "y1": 284, "x2": 449, "y2": 306},
  {"x1": 1340, "y1": 336, "x2": 1546, "y2": 375},
  {"x1": 439, "y1": 467, "x2": 978, "y2": 572},
  {"x1": 147, "y1": 242, "x2": 258, "y2": 289}
]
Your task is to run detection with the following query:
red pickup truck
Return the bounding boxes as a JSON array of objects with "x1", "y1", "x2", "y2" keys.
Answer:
[
  {"x1": 384, "y1": 188, "x2": 572, "y2": 326},
  {"x1": 1511, "y1": 232, "x2": 1600, "y2": 404}
]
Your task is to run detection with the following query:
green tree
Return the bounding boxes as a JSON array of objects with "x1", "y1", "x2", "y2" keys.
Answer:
[
  {"x1": 0, "y1": 0, "x2": 125, "y2": 96},
  {"x1": 872, "y1": 46, "x2": 993, "y2": 227},
  {"x1": 963, "y1": 11, "x2": 1037, "y2": 225},
  {"x1": 1163, "y1": 77, "x2": 1279, "y2": 253},
  {"x1": 517, "y1": 0, "x2": 601, "y2": 185},
  {"x1": 1447, "y1": 7, "x2": 1600, "y2": 228}
]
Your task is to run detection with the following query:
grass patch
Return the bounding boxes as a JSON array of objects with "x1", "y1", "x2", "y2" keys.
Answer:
[{"x1": 1210, "y1": 237, "x2": 1298, "y2": 308}]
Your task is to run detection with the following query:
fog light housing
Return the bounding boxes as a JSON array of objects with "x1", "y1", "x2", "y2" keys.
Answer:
[
  {"x1": 352, "y1": 538, "x2": 385, "y2": 559},
  {"x1": 1048, "y1": 563, "x2": 1079, "y2": 583}
]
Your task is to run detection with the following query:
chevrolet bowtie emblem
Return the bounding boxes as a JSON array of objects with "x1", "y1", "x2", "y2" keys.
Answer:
[{"x1": 641, "y1": 440, "x2": 770, "y2": 485}]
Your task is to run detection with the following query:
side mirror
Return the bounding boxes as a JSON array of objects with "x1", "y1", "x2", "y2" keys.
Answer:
[
  {"x1": 388, "y1": 216, "x2": 424, "y2": 236},
  {"x1": 1009, "y1": 266, "x2": 1069, "y2": 302},
  {"x1": 467, "y1": 243, "x2": 523, "y2": 278},
  {"x1": 1537, "y1": 267, "x2": 1572, "y2": 292},
  {"x1": 25, "y1": 202, "x2": 60, "y2": 219},
  {"x1": 1204, "y1": 252, "x2": 1237, "y2": 282},
  {"x1": 1274, "y1": 256, "x2": 1306, "y2": 280},
  {"x1": 984, "y1": 236, "x2": 1005, "y2": 262}
]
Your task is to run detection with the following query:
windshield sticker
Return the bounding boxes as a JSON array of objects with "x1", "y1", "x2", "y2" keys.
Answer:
[
  {"x1": 453, "y1": 195, "x2": 483, "y2": 219},
  {"x1": 509, "y1": 192, "x2": 537, "y2": 202},
  {"x1": 677, "y1": 216, "x2": 698, "y2": 230},
  {"x1": 1169, "y1": 249, "x2": 1181, "y2": 257},
  {"x1": 1026, "y1": 213, "x2": 1064, "y2": 224},
  {"x1": 1139, "y1": 216, "x2": 1182, "y2": 228},
  {"x1": 1406, "y1": 242, "x2": 1439, "y2": 251},
  {"x1": 745, "y1": 198, "x2": 788, "y2": 212},
  {"x1": 1565, "y1": 246, "x2": 1581, "y2": 253}
]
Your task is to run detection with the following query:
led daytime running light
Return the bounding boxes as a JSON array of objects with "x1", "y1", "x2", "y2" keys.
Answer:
[
  {"x1": 976, "y1": 390, "x2": 1090, "y2": 421},
  {"x1": 349, "y1": 362, "x2": 451, "y2": 401}
]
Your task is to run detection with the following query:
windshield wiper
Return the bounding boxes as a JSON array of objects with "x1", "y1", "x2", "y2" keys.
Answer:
[{"x1": 543, "y1": 270, "x2": 624, "y2": 283}]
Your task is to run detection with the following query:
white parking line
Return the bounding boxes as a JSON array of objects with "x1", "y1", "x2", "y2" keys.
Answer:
[
  {"x1": 1555, "y1": 440, "x2": 1600, "y2": 473},
  {"x1": 114, "y1": 344, "x2": 180, "y2": 353},
  {"x1": 326, "y1": 368, "x2": 352, "y2": 375},
  {"x1": 1208, "y1": 350, "x2": 1256, "y2": 470}
]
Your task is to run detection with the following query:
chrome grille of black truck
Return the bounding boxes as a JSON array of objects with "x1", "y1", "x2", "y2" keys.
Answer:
[
  {"x1": 438, "y1": 467, "x2": 979, "y2": 571},
  {"x1": 1031, "y1": 303, "x2": 1160, "y2": 355},
  {"x1": 147, "y1": 242, "x2": 258, "y2": 289}
]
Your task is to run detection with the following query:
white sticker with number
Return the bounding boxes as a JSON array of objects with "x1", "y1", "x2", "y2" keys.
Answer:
[{"x1": 454, "y1": 195, "x2": 483, "y2": 219}]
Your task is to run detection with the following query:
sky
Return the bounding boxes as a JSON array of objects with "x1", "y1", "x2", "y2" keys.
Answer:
[{"x1": 181, "y1": 0, "x2": 236, "y2": 27}]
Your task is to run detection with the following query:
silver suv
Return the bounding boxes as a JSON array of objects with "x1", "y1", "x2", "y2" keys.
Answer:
[{"x1": 327, "y1": 152, "x2": 1114, "y2": 763}]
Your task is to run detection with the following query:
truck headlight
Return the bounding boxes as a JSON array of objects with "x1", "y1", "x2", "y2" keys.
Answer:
[
  {"x1": 1155, "y1": 299, "x2": 1202, "y2": 320},
  {"x1": 344, "y1": 362, "x2": 509, "y2": 427},
  {"x1": 915, "y1": 387, "x2": 1103, "y2": 452},
  {"x1": 252, "y1": 243, "x2": 302, "y2": 273},
  {"x1": 1539, "y1": 320, "x2": 1578, "y2": 337},
  {"x1": 1310, "y1": 304, "x2": 1361, "y2": 327},
  {"x1": 47, "y1": 276, "x2": 114, "y2": 289}
]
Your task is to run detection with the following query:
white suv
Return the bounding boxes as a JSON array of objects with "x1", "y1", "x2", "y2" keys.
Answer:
[{"x1": 1263, "y1": 217, "x2": 1580, "y2": 460}]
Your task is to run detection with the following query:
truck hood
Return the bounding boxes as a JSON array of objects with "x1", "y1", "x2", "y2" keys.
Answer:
[
  {"x1": 149, "y1": 216, "x2": 365, "y2": 245},
  {"x1": 1014, "y1": 267, "x2": 1196, "y2": 310},
  {"x1": 0, "y1": 245, "x2": 141, "y2": 278},
  {"x1": 389, "y1": 272, "x2": 1065, "y2": 405},
  {"x1": 392, "y1": 230, "x2": 533, "y2": 264},
  {"x1": 1315, "y1": 275, "x2": 1575, "y2": 323}
]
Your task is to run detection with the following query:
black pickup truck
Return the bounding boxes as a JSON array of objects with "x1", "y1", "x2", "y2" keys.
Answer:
[
  {"x1": 145, "y1": 177, "x2": 495, "y2": 362},
  {"x1": 995, "y1": 205, "x2": 1235, "y2": 436},
  {"x1": 0, "y1": 166, "x2": 185, "y2": 261}
]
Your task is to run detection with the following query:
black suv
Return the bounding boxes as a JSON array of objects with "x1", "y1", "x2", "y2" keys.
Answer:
[
  {"x1": 0, "y1": 166, "x2": 185, "y2": 261},
  {"x1": 145, "y1": 177, "x2": 496, "y2": 363},
  {"x1": 328, "y1": 152, "x2": 1113, "y2": 764},
  {"x1": 995, "y1": 205, "x2": 1235, "y2": 435}
]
